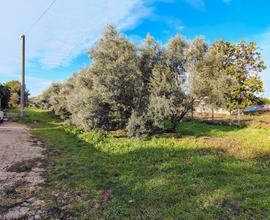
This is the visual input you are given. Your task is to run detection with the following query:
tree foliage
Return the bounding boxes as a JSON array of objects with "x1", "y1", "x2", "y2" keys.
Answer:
[
  {"x1": 89, "y1": 26, "x2": 142, "y2": 129},
  {"x1": 0, "y1": 84, "x2": 10, "y2": 109},
  {"x1": 221, "y1": 41, "x2": 266, "y2": 111},
  {"x1": 4, "y1": 80, "x2": 29, "y2": 107},
  {"x1": 138, "y1": 34, "x2": 162, "y2": 113},
  {"x1": 257, "y1": 97, "x2": 270, "y2": 105},
  {"x1": 34, "y1": 26, "x2": 266, "y2": 137}
]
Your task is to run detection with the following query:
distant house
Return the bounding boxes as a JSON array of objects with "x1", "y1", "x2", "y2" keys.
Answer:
[
  {"x1": 263, "y1": 104, "x2": 270, "y2": 111},
  {"x1": 195, "y1": 97, "x2": 270, "y2": 116},
  {"x1": 194, "y1": 98, "x2": 230, "y2": 115}
]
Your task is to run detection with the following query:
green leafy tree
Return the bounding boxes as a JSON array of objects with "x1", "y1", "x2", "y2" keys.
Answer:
[
  {"x1": 34, "y1": 68, "x2": 95, "y2": 130},
  {"x1": 89, "y1": 25, "x2": 142, "y2": 129},
  {"x1": 33, "y1": 27, "x2": 267, "y2": 135},
  {"x1": 0, "y1": 84, "x2": 11, "y2": 109},
  {"x1": 37, "y1": 83, "x2": 62, "y2": 110},
  {"x1": 65, "y1": 68, "x2": 96, "y2": 129},
  {"x1": 165, "y1": 35, "x2": 188, "y2": 84},
  {"x1": 148, "y1": 35, "x2": 191, "y2": 130},
  {"x1": 198, "y1": 41, "x2": 235, "y2": 119},
  {"x1": 4, "y1": 80, "x2": 30, "y2": 107},
  {"x1": 148, "y1": 63, "x2": 187, "y2": 130},
  {"x1": 4, "y1": 80, "x2": 21, "y2": 94},
  {"x1": 9, "y1": 93, "x2": 20, "y2": 108},
  {"x1": 138, "y1": 34, "x2": 162, "y2": 112},
  {"x1": 223, "y1": 41, "x2": 266, "y2": 114},
  {"x1": 185, "y1": 37, "x2": 208, "y2": 117},
  {"x1": 51, "y1": 69, "x2": 91, "y2": 121}
]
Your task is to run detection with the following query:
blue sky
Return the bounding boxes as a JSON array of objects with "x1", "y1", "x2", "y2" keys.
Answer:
[{"x1": 0, "y1": 0, "x2": 269, "y2": 97}]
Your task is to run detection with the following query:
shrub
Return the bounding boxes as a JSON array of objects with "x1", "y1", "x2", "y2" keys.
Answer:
[
  {"x1": 127, "y1": 112, "x2": 152, "y2": 138},
  {"x1": 64, "y1": 125, "x2": 107, "y2": 144}
]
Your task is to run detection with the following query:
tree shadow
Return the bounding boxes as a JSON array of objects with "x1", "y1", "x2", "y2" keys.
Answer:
[
  {"x1": 176, "y1": 119, "x2": 244, "y2": 137},
  {"x1": 25, "y1": 110, "x2": 270, "y2": 219}
]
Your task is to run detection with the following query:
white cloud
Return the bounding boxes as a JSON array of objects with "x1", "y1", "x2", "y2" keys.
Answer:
[
  {"x1": 0, "y1": 0, "x2": 159, "y2": 96},
  {"x1": 0, "y1": 0, "x2": 155, "y2": 76},
  {"x1": 26, "y1": 76, "x2": 52, "y2": 96}
]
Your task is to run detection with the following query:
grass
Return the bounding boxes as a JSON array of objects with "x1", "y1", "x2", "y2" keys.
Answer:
[{"x1": 8, "y1": 108, "x2": 270, "y2": 219}]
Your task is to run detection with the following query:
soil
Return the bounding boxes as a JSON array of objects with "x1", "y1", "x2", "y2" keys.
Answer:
[{"x1": 0, "y1": 122, "x2": 46, "y2": 219}]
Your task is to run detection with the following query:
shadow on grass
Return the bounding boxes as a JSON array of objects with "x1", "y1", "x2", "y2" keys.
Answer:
[
  {"x1": 22, "y1": 109, "x2": 270, "y2": 219},
  {"x1": 176, "y1": 119, "x2": 244, "y2": 137}
]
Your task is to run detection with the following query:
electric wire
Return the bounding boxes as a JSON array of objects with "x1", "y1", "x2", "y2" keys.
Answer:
[{"x1": 26, "y1": 0, "x2": 57, "y2": 35}]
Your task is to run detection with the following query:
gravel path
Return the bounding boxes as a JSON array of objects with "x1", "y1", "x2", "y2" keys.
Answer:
[{"x1": 0, "y1": 122, "x2": 46, "y2": 219}]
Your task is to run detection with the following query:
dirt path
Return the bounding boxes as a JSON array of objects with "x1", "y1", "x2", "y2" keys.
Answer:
[{"x1": 0, "y1": 122, "x2": 46, "y2": 219}]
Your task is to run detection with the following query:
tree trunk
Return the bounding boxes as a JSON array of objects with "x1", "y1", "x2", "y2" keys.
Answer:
[
  {"x1": 173, "y1": 109, "x2": 189, "y2": 131},
  {"x1": 237, "y1": 108, "x2": 241, "y2": 126},
  {"x1": 191, "y1": 98, "x2": 194, "y2": 120},
  {"x1": 211, "y1": 104, "x2": 214, "y2": 121}
]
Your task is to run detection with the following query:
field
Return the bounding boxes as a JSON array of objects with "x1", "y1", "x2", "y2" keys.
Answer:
[{"x1": 10, "y1": 108, "x2": 270, "y2": 219}]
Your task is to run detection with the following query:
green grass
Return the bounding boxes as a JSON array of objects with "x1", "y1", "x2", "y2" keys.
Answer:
[{"x1": 10, "y1": 108, "x2": 270, "y2": 219}]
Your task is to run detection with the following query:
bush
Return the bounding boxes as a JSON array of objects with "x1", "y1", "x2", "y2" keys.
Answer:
[
  {"x1": 127, "y1": 112, "x2": 152, "y2": 138},
  {"x1": 64, "y1": 125, "x2": 107, "y2": 144},
  {"x1": 80, "y1": 130, "x2": 108, "y2": 145}
]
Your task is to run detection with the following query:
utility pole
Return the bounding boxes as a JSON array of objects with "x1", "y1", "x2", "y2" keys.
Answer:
[{"x1": 20, "y1": 34, "x2": 25, "y2": 119}]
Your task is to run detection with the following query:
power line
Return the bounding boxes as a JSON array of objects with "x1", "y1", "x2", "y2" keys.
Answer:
[{"x1": 26, "y1": 0, "x2": 57, "y2": 34}]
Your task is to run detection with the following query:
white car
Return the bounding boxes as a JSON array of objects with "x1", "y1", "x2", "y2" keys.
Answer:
[{"x1": 0, "y1": 111, "x2": 4, "y2": 123}]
